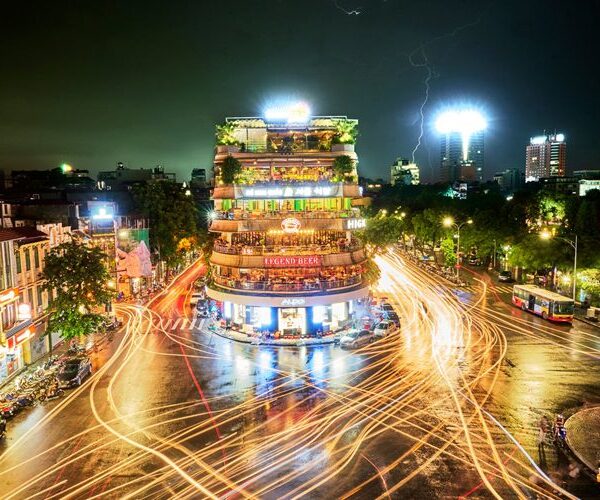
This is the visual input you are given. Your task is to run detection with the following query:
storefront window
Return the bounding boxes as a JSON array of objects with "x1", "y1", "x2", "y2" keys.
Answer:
[{"x1": 279, "y1": 308, "x2": 306, "y2": 336}]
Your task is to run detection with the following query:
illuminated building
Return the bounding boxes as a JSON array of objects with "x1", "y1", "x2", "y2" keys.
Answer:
[
  {"x1": 206, "y1": 108, "x2": 369, "y2": 338},
  {"x1": 390, "y1": 158, "x2": 420, "y2": 186},
  {"x1": 525, "y1": 133, "x2": 566, "y2": 182},
  {"x1": 436, "y1": 110, "x2": 485, "y2": 183}
]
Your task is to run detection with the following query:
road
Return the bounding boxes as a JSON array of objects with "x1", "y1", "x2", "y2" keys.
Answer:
[{"x1": 0, "y1": 253, "x2": 599, "y2": 498}]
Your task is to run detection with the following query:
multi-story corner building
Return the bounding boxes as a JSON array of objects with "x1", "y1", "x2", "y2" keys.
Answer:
[
  {"x1": 390, "y1": 158, "x2": 420, "y2": 186},
  {"x1": 525, "y1": 133, "x2": 566, "y2": 182},
  {"x1": 206, "y1": 113, "x2": 370, "y2": 338}
]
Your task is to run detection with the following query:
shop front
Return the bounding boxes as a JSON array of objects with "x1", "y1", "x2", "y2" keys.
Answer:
[{"x1": 0, "y1": 322, "x2": 32, "y2": 383}]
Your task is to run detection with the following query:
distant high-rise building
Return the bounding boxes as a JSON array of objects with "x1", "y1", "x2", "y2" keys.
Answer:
[
  {"x1": 439, "y1": 130, "x2": 484, "y2": 183},
  {"x1": 525, "y1": 133, "x2": 566, "y2": 182},
  {"x1": 390, "y1": 158, "x2": 420, "y2": 186}
]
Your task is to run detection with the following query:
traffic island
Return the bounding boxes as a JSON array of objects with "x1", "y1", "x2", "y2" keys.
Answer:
[{"x1": 565, "y1": 406, "x2": 600, "y2": 482}]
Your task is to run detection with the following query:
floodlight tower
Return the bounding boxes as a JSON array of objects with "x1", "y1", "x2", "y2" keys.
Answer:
[{"x1": 436, "y1": 109, "x2": 487, "y2": 184}]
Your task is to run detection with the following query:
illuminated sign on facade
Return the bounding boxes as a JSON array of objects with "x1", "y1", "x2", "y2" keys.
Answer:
[
  {"x1": 280, "y1": 298, "x2": 306, "y2": 307},
  {"x1": 236, "y1": 184, "x2": 342, "y2": 199},
  {"x1": 264, "y1": 255, "x2": 322, "y2": 268},
  {"x1": 281, "y1": 218, "x2": 301, "y2": 233},
  {"x1": 346, "y1": 218, "x2": 366, "y2": 230},
  {"x1": 0, "y1": 288, "x2": 19, "y2": 306}
]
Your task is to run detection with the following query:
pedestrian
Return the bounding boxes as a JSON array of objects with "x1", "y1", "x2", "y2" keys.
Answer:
[{"x1": 538, "y1": 415, "x2": 549, "y2": 445}]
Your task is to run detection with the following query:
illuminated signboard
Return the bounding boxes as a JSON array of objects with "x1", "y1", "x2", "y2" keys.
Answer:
[
  {"x1": 235, "y1": 184, "x2": 342, "y2": 199},
  {"x1": 281, "y1": 298, "x2": 306, "y2": 307},
  {"x1": 0, "y1": 288, "x2": 19, "y2": 306},
  {"x1": 281, "y1": 218, "x2": 301, "y2": 233},
  {"x1": 346, "y1": 218, "x2": 366, "y2": 230},
  {"x1": 264, "y1": 255, "x2": 322, "y2": 268}
]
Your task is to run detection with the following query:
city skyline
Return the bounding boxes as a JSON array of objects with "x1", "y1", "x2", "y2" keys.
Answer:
[{"x1": 2, "y1": 0, "x2": 598, "y2": 183}]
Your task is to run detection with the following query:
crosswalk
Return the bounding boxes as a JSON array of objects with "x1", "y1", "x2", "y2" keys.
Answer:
[{"x1": 493, "y1": 284, "x2": 514, "y2": 294}]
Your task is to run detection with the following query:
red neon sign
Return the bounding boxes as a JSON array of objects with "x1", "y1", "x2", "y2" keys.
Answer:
[{"x1": 264, "y1": 255, "x2": 322, "y2": 268}]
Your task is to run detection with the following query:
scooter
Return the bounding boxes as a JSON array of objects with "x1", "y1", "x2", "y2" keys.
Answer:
[{"x1": 0, "y1": 417, "x2": 6, "y2": 439}]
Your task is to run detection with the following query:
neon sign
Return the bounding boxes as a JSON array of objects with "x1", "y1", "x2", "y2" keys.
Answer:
[{"x1": 264, "y1": 255, "x2": 321, "y2": 267}]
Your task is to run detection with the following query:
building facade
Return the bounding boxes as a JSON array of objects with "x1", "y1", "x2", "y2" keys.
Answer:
[
  {"x1": 493, "y1": 168, "x2": 525, "y2": 193},
  {"x1": 206, "y1": 115, "x2": 370, "y2": 338},
  {"x1": 439, "y1": 131, "x2": 484, "y2": 183},
  {"x1": 390, "y1": 158, "x2": 420, "y2": 186},
  {"x1": 525, "y1": 133, "x2": 566, "y2": 182}
]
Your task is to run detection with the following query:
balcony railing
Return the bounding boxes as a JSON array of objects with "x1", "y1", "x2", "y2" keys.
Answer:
[
  {"x1": 213, "y1": 242, "x2": 362, "y2": 256},
  {"x1": 213, "y1": 209, "x2": 357, "y2": 221},
  {"x1": 212, "y1": 275, "x2": 362, "y2": 293}
]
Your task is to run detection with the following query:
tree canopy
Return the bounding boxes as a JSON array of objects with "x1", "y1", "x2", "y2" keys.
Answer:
[{"x1": 43, "y1": 241, "x2": 113, "y2": 339}]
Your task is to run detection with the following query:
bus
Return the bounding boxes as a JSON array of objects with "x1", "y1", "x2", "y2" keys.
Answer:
[{"x1": 512, "y1": 284, "x2": 574, "y2": 323}]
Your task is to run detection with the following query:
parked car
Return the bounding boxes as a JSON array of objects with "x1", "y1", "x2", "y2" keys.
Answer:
[
  {"x1": 57, "y1": 357, "x2": 92, "y2": 388},
  {"x1": 339, "y1": 329, "x2": 374, "y2": 349},
  {"x1": 498, "y1": 270, "x2": 514, "y2": 283},
  {"x1": 468, "y1": 256, "x2": 482, "y2": 266},
  {"x1": 373, "y1": 320, "x2": 397, "y2": 338}
]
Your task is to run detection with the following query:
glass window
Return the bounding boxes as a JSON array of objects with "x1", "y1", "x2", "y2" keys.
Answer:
[
  {"x1": 34, "y1": 248, "x2": 40, "y2": 269},
  {"x1": 554, "y1": 302, "x2": 574, "y2": 314},
  {"x1": 16, "y1": 253, "x2": 22, "y2": 274},
  {"x1": 25, "y1": 251, "x2": 31, "y2": 271}
]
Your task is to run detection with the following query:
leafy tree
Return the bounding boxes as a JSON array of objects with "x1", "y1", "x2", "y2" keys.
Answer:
[
  {"x1": 579, "y1": 269, "x2": 600, "y2": 304},
  {"x1": 220, "y1": 155, "x2": 242, "y2": 184},
  {"x1": 440, "y1": 237, "x2": 457, "y2": 267},
  {"x1": 332, "y1": 155, "x2": 354, "y2": 182},
  {"x1": 132, "y1": 182, "x2": 198, "y2": 266},
  {"x1": 363, "y1": 258, "x2": 381, "y2": 285},
  {"x1": 43, "y1": 242, "x2": 113, "y2": 340},
  {"x1": 358, "y1": 216, "x2": 404, "y2": 248}
]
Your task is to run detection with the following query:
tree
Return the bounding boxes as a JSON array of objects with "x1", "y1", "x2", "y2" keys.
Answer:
[
  {"x1": 215, "y1": 121, "x2": 239, "y2": 146},
  {"x1": 579, "y1": 269, "x2": 600, "y2": 304},
  {"x1": 332, "y1": 119, "x2": 358, "y2": 144},
  {"x1": 220, "y1": 155, "x2": 242, "y2": 184},
  {"x1": 132, "y1": 182, "x2": 199, "y2": 266},
  {"x1": 358, "y1": 216, "x2": 404, "y2": 249},
  {"x1": 440, "y1": 237, "x2": 457, "y2": 267},
  {"x1": 43, "y1": 242, "x2": 113, "y2": 340},
  {"x1": 332, "y1": 155, "x2": 354, "y2": 182}
]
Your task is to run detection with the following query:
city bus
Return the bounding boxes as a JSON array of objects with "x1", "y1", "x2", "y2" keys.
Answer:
[{"x1": 512, "y1": 284, "x2": 574, "y2": 323}]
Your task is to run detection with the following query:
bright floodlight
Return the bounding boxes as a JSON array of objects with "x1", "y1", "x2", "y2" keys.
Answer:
[
  {"x1": 436, "y1": 109, "x2": 487, "y2": 161},
  {"x1": 264, "y1": 101, "x2": 311, "y2": 124},
  {"x1": 442, "y1": 216, "x2": 454, "y2": 227}
]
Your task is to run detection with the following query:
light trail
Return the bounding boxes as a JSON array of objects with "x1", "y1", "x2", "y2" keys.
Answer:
[{"x1": 0, "y1": 254, "x2": 580, "y2": 498}]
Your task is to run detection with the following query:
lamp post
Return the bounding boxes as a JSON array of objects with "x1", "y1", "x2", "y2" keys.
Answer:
[
  {"x1": 540, "y1": 230, "x2": 578, "y2": 301},
  {"x1": 443, "y1": 216, "x2": 473, "y2": 278}
]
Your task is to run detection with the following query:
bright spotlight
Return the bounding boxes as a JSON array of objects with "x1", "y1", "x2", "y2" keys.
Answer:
[
  {"x1": 264, "y1": 101, "x2": 311, "y2": 124},
  {"x1": 436, "y1": 108, "x2": 487, "y2": 161}
]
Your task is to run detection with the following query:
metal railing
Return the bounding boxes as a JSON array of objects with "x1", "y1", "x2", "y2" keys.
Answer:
[
  {"x1": 213, "y1": 210, "x2": 357, "y2": 221},
  {"x1": 213, "y1": 243, "x2": 362, "y2": 256},
  {"x1": 212, "y1": 275, "x2": 362, "y2": 293}
]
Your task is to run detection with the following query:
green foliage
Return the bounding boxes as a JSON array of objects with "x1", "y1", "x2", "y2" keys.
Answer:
[
  {"x1": 358, "y1": 216, "x2": 404, "y2": 248},
  {"x1": 332, "y1": 155, "x2": 354, "y2": 182},
  {"x1": 132, "y1": 182, "x2": 198, "y2": 266},
  {"x1": 215, "y1": 121, "x2": 239, "y2": 146},
  {"x1": 411, "y1": 208, "x2": 444, "y2": 248},
  {"x1": 43, "y1": 241, "x2": 113, "y2": 340},
  {"x1": 332, "y1": 119, "x2": 358, "y2": 144},
  {"x1": 579, "y1": 269, "x2": 600, "y2": 303},
  {"x1": 440, "y1": 237, "x2": 457, "y2": 267},
  {"x1": 220, "y1": 155, "x2": 243, "y2": 184},
  {"x1": 363, "y1": 258, "x2": 381, "y2": 286}
]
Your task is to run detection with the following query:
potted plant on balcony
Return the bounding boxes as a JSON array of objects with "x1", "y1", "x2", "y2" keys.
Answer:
[
  {"x1": 215, "y1": 121, "x2": 240, "y2": 153},
  {"x1": 332, "y1": 119, "x2": 358, "y2": 152},
  {"x1": 220, "y1": 155, "x2": 242, "y2": 184},
  {"x1": 332, "y1": 155, "x2": 355, "y2": 183}
]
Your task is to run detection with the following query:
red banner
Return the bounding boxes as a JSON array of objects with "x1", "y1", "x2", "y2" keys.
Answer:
[{"x1": 264, "y1": 255, "x2": 322, "y2": 268}]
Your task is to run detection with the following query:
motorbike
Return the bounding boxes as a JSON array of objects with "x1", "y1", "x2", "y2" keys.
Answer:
[{"x1": 0, "y1": 417, "x2": 6, "y2": 439}]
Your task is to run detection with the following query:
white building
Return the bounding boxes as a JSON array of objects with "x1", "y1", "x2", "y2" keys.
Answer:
[{"x1": 390, "y1": 158, "x2": 420, "y2": 186}]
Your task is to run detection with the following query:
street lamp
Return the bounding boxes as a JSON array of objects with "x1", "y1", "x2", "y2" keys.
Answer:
[
  {"x1": 442, "y1": 216, "x2": 473, "y2": 278},
  {"x1": 539, "y1": 230, "x2": 578, "y2": 300}
]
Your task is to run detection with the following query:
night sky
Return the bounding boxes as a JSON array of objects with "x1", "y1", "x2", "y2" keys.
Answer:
[{"x1": 2, "y1": 0, "x2": 598, "y2": 183}]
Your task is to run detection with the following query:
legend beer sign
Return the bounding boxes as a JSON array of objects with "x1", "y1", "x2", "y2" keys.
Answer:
[{"x1": 264, "y1": 255, "x2": 322, "y2": 268}]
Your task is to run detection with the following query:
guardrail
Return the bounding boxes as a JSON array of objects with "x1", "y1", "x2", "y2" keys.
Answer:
[{"x1": 212, "y1": 275, "x2": 362, "y2": 293}]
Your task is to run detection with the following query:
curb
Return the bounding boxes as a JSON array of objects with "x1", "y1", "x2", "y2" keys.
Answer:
[
  {"x1": 573, "y1": 316, "x2": 600, "y2": 330},
  {"x1": 200, "y1": 325, "x2": 337, "y2": 348}
]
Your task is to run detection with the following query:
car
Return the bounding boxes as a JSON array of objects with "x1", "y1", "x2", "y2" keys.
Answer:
[
  {"x1": 58, "y1": 357, "x2": 92, "y2": 388},
  {"x1": 386, "y1": 312, "x2": 401, "y2": 325},
  {"x1": 373, "y1": 320, "x2": 397, "y2": 338},
  {"x1": 468, "y1": 256, "x2": 482, "y2": 266},
  {"x1": 195, "y1": 298, "x2": 209, "y2": 318},
  {"x1": 498, "y1": 270, "x2": 514, "y2": 283},
  {"x1": 339, "y1": 329, "x2": 374, "y2": 349}
]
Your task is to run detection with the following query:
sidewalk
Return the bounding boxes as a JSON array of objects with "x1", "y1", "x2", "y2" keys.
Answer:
[
  {"x1": 565, "y1": 406, "x2": 600, "y2": 479},
  {"x1": 202, "y1": 323, "x2": 337, "y2": 347}
]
